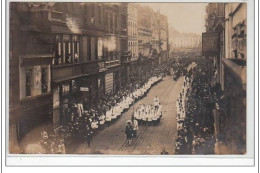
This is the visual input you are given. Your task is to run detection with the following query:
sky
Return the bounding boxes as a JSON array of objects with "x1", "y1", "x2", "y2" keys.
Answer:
[{"x1": 144, "y1": 3, "x2": 208, "y2": 34}]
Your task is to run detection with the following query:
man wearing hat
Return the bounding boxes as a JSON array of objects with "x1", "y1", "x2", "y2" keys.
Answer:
[{"x1": 125, "y1": 121, "x2": 133, "y2": 145}]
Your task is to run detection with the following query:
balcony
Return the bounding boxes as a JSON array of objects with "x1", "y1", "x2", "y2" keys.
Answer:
[
  {"x1": 105, "y1": 59, "x2": 120, "y2": 68},
  {"x1": 52, "y1": 60, "x2": 105, "y2": 83}
]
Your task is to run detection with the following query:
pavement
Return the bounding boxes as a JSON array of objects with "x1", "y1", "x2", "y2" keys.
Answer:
[
  {"x1": 19, "y1": 122, "x2": 53, "y2": 153},
  {"x1": 74, "y1": 76, "x2": 184, "y2": 155}
]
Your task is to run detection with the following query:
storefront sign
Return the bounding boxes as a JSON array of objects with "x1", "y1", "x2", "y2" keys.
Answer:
[
  {"x1": 202, "y1": 32, "x2": 219, "y2": 57},
  {"x1": 80, "y1": 87, "x2": 89, "y2": 92},
  {"x1": 98, "y1": 38, "x2": 103, "y2": 59},
  {"x1": 105, "y1": 73, "x2": 114, "y2": 93}
]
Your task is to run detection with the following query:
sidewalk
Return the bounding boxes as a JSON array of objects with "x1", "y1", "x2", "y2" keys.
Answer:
[{"x1": 19, "y1": 122, "x2": 53, "y2": 153}]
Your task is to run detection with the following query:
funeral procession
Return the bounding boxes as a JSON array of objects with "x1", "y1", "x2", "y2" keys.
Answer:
[{"x1": 9, "y1": 2, "x2": 247, "y2": 155}]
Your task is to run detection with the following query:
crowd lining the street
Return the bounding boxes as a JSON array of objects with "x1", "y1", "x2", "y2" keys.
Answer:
[
  {"x1": 37, "y1": 62, "x2": 170, "y2": 154},
  {"x1": 24, "y1": 56, "x2": 220, "y2": 155},
  {"x1": 175, "y1": 58, "x2": 216, "y2": 154}
]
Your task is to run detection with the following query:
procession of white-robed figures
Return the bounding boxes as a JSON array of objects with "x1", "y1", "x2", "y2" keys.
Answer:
[{"x1": 125, "y1": 95, "x2": 163, "y2": 145}]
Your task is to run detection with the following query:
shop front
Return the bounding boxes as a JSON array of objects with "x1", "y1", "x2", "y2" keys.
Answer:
[{"x1": 104, "y1": 66, "x2": 121, "y2": 94}]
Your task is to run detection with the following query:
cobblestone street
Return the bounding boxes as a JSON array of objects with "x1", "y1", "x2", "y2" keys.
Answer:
[{"x1": 74, "y1": 76, "x2": 184, "y2": 154}]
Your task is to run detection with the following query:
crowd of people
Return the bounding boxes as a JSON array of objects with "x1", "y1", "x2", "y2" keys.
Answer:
[
  {"x1": 35, "y1": 129, "x2": 66, "y2": 154},
  {"x1": 175, "y1": 58, "x2": 216, "y2": 154},
  {"x1": 34, "y1": 56, "x2": 216, "y2": 154},
  {"x1": 36, "y1": 62, "x2": 169, "y2": 153}
]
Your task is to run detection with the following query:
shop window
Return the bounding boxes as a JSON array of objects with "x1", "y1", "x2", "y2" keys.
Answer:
[
  {"x1": 53, "y1": 86, "x2": 60, "y2": 108},
  {"x1": 72, "y1": 80, "x2": 78, "y2": 93},
  {"x1": 62, "y1": 84, "x2": 70, "y2": 96},
  {"x1": 25, "y1": 69, "x2": 32, "y2": 97},
  {"x1": 41, "y1": 68, "x2": 48, "y2": 94}
]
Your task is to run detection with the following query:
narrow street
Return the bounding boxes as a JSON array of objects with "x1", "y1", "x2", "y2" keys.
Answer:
[{"x1": 74, "y1": 76, "x2": 184, "y2": 154}]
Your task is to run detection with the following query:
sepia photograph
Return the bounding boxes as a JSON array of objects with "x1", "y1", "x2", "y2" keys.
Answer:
[{"x1": 7, "y1": 1, "x2": 250, "y2": 157}]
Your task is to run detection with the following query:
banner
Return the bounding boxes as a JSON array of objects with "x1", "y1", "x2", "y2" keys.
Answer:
[{"x1": 202, "y1": 32, "x2": 219, "y2": 56}]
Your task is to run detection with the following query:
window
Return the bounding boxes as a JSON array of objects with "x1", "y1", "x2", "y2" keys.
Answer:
[
  {"x1": 91, "y1": 37, "x2": 97, "y2": 61},
  {"x1": 104, "y1": 11, "x2": 108, "y2": 27},
  {"x1": 63, "y1": 35, "x2": 71, "y2": 64},
  {"x1": 54, "y1": 42, "x2": 62, "y2": 65},
  {"x1": 74, "y1": 41, "x2": 80, "y2": 63},
  {"x1": 98, "y1": 6, "x2": 102, "y2": 24},
  {"x1": 121, "y1": 14, "x2": 126, "y2": 28},
  {"x1": 72, "y1": 80, "x2": 78, "y2": 93},
  {"x1": 54, "y1": 35, "x2": 81, "y2": 65},
  {"x1": 41, "y1": 68, "x2": 48, "y2": 94},
  {"x1": 87, "y1": 37, "x2": 91, "y2": 61},
  {"x1": 110, "y1": 14, "x2": 113, "y2": 33},
  {"x1": 25, "y1": 69, "x2": 32, "y2": 97},
  {"x1": 65, "y1": 42, "x2": 72, "y2": 64},
  {"x1": 115, "y1": 14, "x2": 118, "y2": 30},
  {"x1": 92, "y1": 4, "x2": 95, "y2": 21},
  {"x1": 62, "y1": 84, "x2": 70, "y2": 96}
]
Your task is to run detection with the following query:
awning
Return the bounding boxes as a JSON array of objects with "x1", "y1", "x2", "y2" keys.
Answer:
[
  {"x1": 52, "y1": 71, "x2": 100, "y2": 84},
  {"x1": 21, "y1": 54, "x2": 53, "y2": 67}
]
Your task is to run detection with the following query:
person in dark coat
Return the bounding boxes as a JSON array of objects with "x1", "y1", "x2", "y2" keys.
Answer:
[
  {"x1": 125, "y1": 122, "x2": 133, "y2": 145},
  {"x1": 85, "y1": 125, "x2": 93, "y2": 148},
  {"x1": 160, "y1": 147, "x2": 169, "y2": 155}
]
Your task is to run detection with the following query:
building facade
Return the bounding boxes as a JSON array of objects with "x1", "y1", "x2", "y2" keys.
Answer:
[
  {"x1": 222, "y1": 3, "x2": 246, "y2": 154},
  {"x1": 9, "y1": 2, "x2": 108, "y2": 152},
  {"x1": 157, "y1": 13, "x2": 169, "y2": 64},
  {"x1": 171, "y1": 34, "x2": 201, "y2": 49},
  {"x1": 137, "y1": 5, "x2": 153, "y2": 58},
  {"x1": 127, "y1": 3, "x2": 138, "y2": 59},
  {"x1": 204, "y1": 3, "x2": 246, "y2": 154}
]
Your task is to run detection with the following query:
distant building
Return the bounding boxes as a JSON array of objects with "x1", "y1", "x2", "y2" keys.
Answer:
[
  {"x1": 171, "y1": 34, "x2": 201, "y2": 49},
  {"x1": 169, "y1": 27, "x2": 201, "y2": 50},
  {"x1": 157, "y1": 13, "x2": 169, "y2": 63}
]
